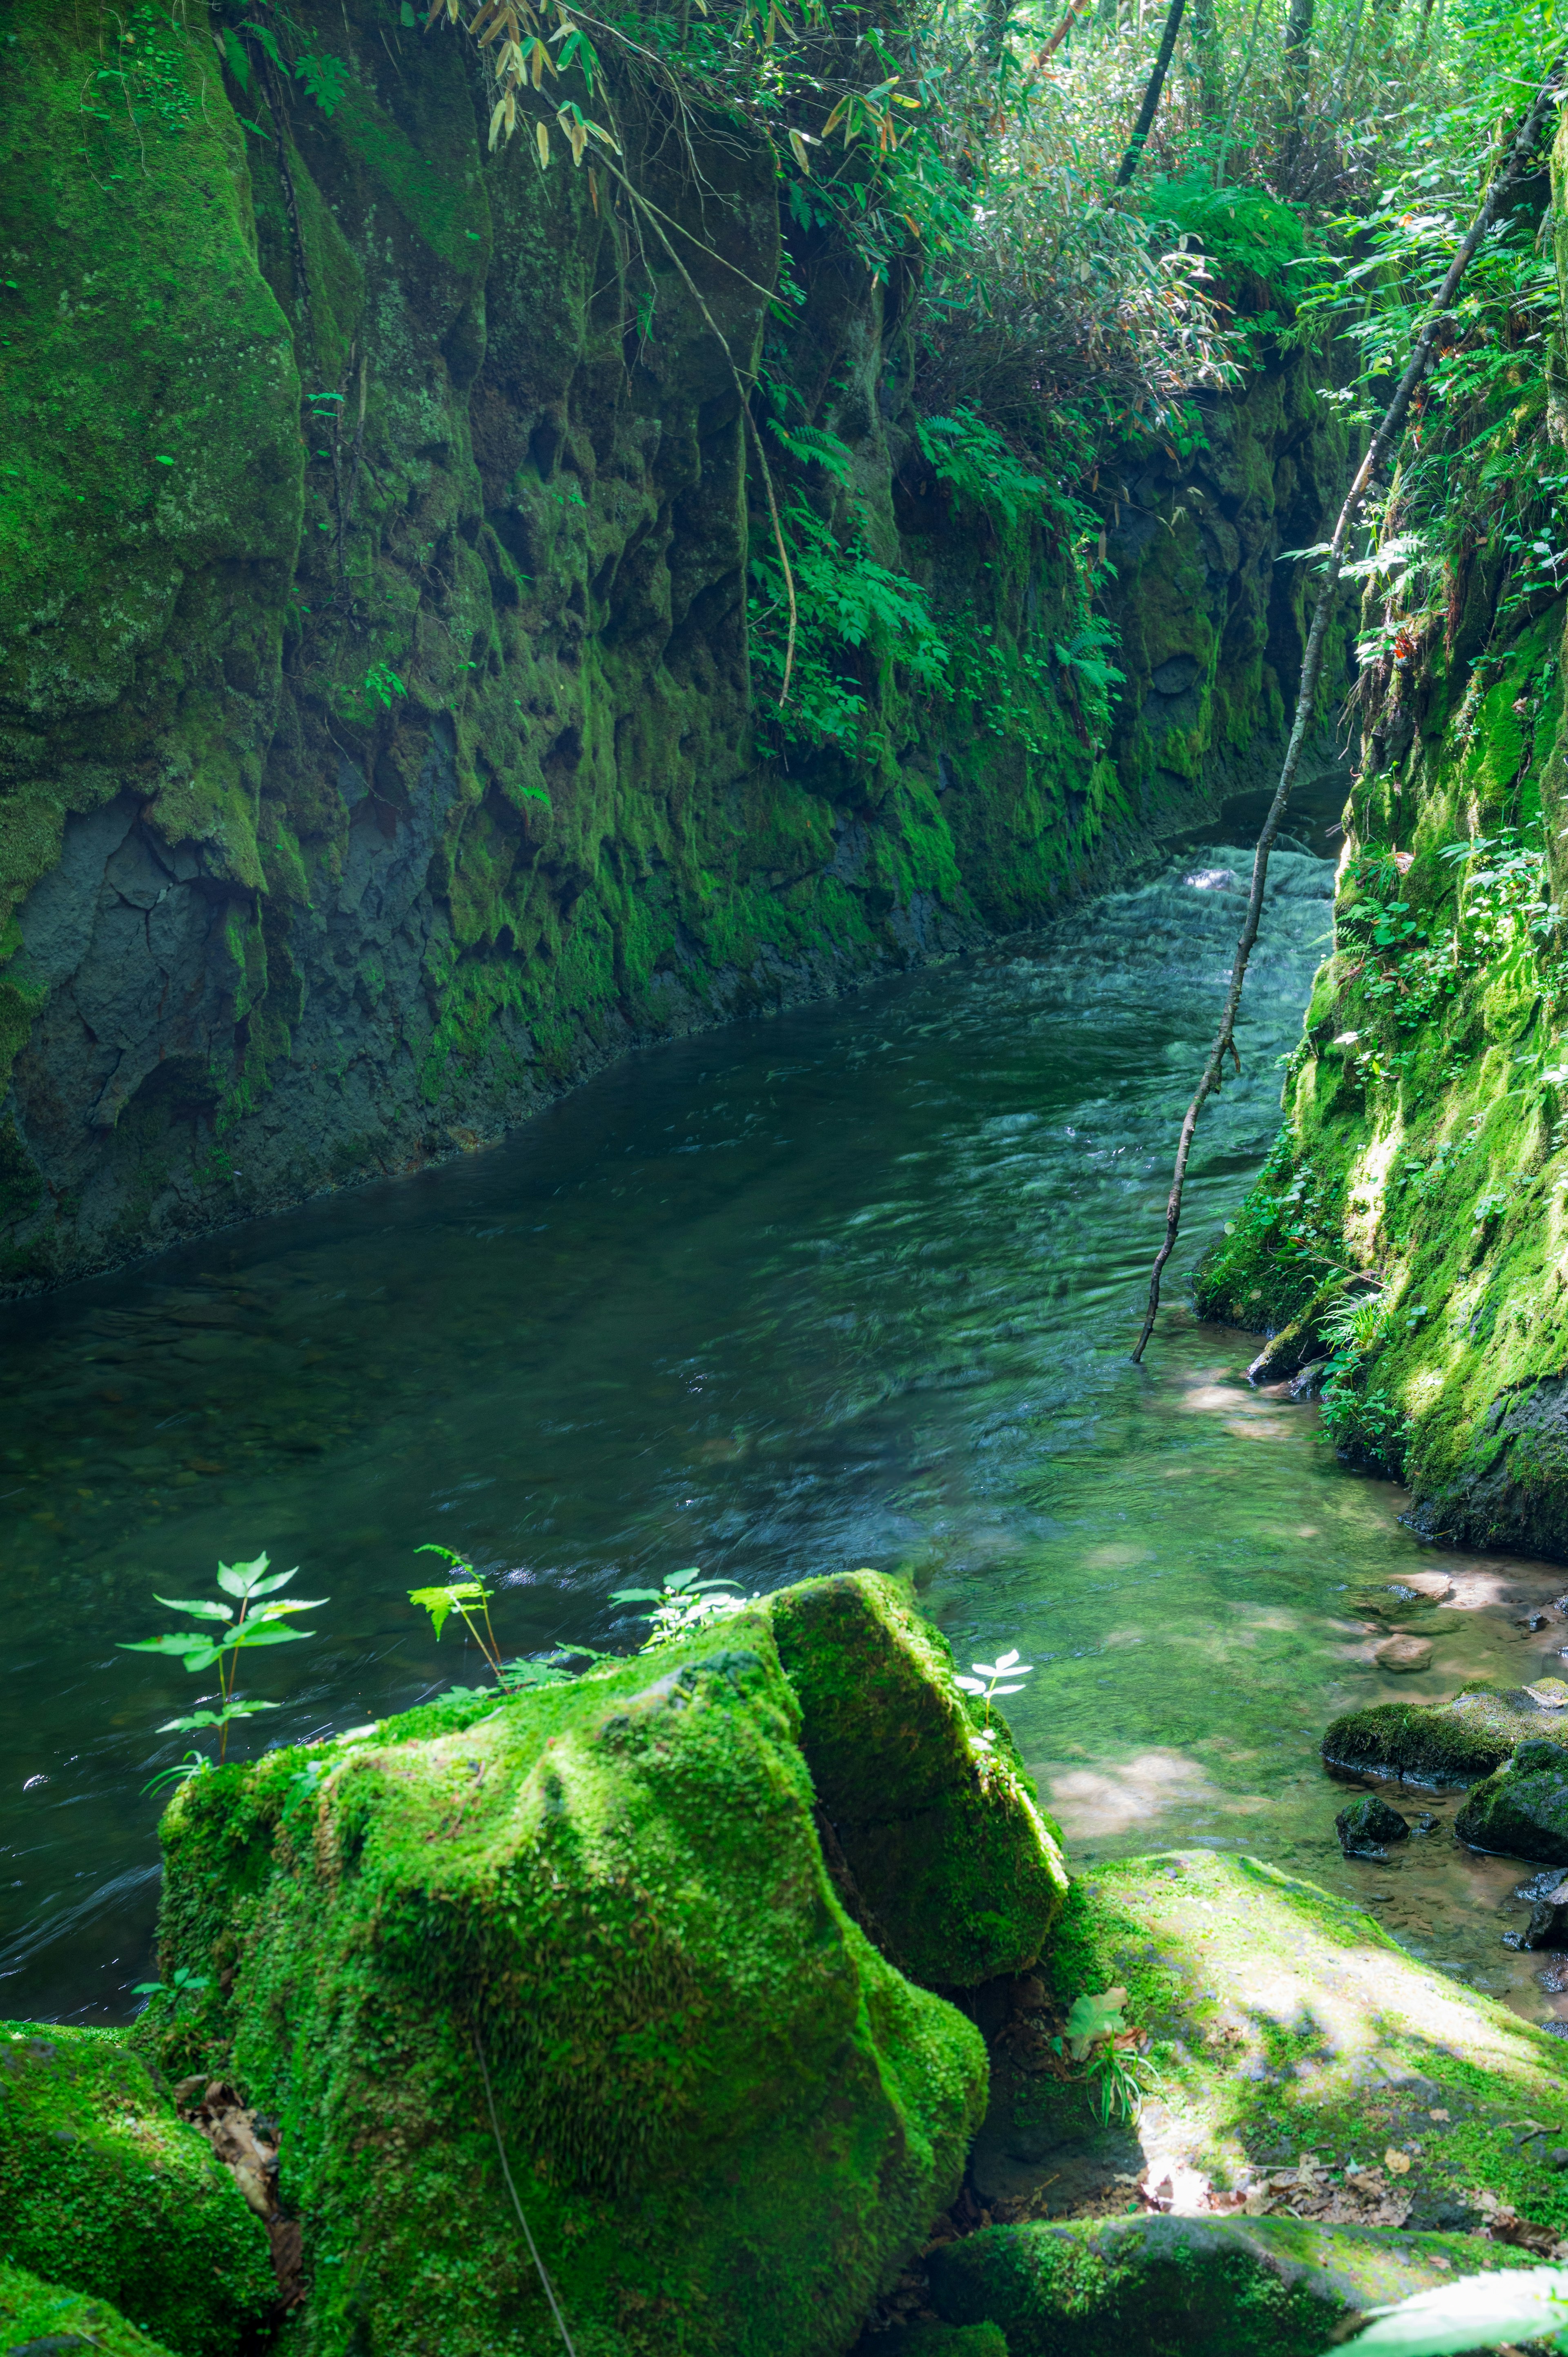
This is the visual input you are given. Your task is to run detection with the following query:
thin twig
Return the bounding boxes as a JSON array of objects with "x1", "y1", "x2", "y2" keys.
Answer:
[
  {"x1": 1129, "y1": 56, "x2": 1567, "y2": 1364},
  {"x1": 474, "y1": 2023, "x2": 578, "y2": 2356}
]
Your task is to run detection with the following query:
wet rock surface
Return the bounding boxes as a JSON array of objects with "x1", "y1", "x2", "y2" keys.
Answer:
[
  {"x1": 1459, "y1": 1737, "x2": 1568, "y2": 1862},
  {"x1": 1336, "y1": 1794, "x2": 1410, "y2": 1857}
]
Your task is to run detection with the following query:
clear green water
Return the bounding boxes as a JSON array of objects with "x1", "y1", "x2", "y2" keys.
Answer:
[{"x1": 5, "y1": 815, "x2": 1566, "y2": 2027}]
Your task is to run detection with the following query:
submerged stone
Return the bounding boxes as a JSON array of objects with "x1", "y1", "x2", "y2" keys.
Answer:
[
  {"x1": 927, "y1": 2214, "x2": 1536, "y2": 2357},
  {"x1": 771, "y1": 1572, "x2": 1068, "y2": 1985},
  {"x1": 1458, "y1": 1737, "x2": 1568, "y2": 1862},
  {"x1": 0, "y1": 2026, "x2": 274, "y2": 2357},
  {"x1": 143, "y1": 1588, "x2": 1002, "y2": 2356},
  {"x1": 0, "y1": 2259, "x2": 182, "y2": 2357},
  {"x1": 1335, "y1": 1793, "x2": 1410, "y2": 1856},
  {"x1": 1322, "y1": 1683, "x2": 1568, "y2": 1783}
]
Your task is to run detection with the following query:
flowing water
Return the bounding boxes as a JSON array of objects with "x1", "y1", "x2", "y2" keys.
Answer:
[{"x1": 7, "y1": 803, "x2": 1568, "y2": 2030}]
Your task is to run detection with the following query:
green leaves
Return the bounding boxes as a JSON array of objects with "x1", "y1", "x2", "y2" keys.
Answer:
[
  {"x1": 1062, "y1": 1985, "x2": 1128, "y2": 2061},
  {"x1": 124, "y1": 1550, "x2": 327, "y2": 1773},
  {"x1": 409, "y1": 1580, "x2": 489, "y2": 1639},
  {"x1": 610, "y1": 1566, "x2": 750, "y2": 1652}
]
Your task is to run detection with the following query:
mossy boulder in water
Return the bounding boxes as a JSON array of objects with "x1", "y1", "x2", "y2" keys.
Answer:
[
  {"x1": 1321, "y1": 1683, "x2": 1568, "y2": 1783},
  {"x1": 1458, "y1": 1736, "x2": 1568, "y2": 1860},
  {"x1": 0, "y1": 2025, "x2": 274, "y2": 2356},
  {"x1": 927, "y1": 2214, "x2": 1536, "y2": 2357},
  {"x1": 0, "y1": 2259, "x2": 184, "y2": 2357},
  {"x1": 771, "y1": 1572, "x2": 1068, "y2": 1985},
  {"x1": 143, "y1": 1591, "x2": 999, "y2": 2356}
]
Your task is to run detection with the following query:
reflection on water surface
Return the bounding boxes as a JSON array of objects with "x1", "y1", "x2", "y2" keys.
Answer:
[{"x1": 3, "y1": 823, "x2": 1564, "y2": 2026}]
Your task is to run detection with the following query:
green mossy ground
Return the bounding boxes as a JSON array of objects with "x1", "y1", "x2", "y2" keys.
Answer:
[
  {"x1": 771, "y1": 1572, "x2": 1069, "y2": 1986},
  {"x1": 927, "y1": 2214, "x2": 1536, "y2": 2357},
  {"x1": 0, "y1": 2024, "x2": 274, "y2": 2357},
  {"x1": 0, "y1": 2259, "x2": 183, "y2": 2357},
  {"x1": 980, "y1": 1851, "x2": 1568, "y2": 2235},
  {"x1": 133, "y1": 1580, "x2": 1044, "y2": 2357},
  {"x1": 1321, "y1": 1684, "x2": 1568, "y2": 1783}
]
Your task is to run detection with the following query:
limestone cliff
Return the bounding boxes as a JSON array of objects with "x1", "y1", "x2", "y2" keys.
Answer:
[{"x1": 1, "y1": 0, "x2": 1345, "y2": 1292}]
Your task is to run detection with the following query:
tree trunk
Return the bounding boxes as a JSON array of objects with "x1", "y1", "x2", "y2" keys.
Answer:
[{"x1": 1115, "y1": 0, "x2": 1190, "y2": 187}]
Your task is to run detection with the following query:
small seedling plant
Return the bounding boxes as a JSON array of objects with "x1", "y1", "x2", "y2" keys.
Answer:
[
  {"x1": 1050, "y1": 1987, "x2": 1162, "y2": 2126},
  {"x1": 122, "y1": 1552, "x2": 326, "y2": 1791},
  {"x1": 610, "y1": 1565, "x2": 750, "y2": 1651},
  {"x1": 132, "y1": 1963, "x2": 209, "y2": 2014},
  {"x1": 955, "y1": 1648, "x2": 1032, "y2": 1757},
  {"x1": 408, "y1": 1545, "x2": 597, "y2": 1692}
]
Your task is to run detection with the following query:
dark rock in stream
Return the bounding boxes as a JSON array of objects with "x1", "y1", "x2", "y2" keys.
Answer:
[
  {"x1": 1459, "y1": 1739, "x2": 1568, "y2": 1862},
  {"x1": 1336, "y1": 1794, "x2": 1410, "y2": 1857}
]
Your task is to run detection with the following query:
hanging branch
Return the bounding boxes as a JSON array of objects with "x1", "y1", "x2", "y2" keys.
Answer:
[
  {"x1": 1115, "y1": 0, "x2": 1189, "y2": 188},
  {"x1": 1129, "y1": 57, "x2": 1567, "y2": 1365}
]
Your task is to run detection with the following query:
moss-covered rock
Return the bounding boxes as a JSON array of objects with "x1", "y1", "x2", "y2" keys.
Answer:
[
  {"x1": 771, "y1": 1572, "x2": 1068, "y2": 1985},
  {"x1": 0, "y1": 2025, "x2": 274, "y2": 2357},
  {"x1": 139, "y1": 1600, "x2": 993, "y2": 2356},
  {"x1": 0, "y1": 2259, "x2": 183, "y2": 2357},
  {"x1": 973, "y1": 1850, "x2": 1568, "y2": 2234},
  {"x1": 1321, "y1": 1684, "x2": 1568, "y2": 1784},
  {"x1": 1457, "y1": 1735, "x2": 1568, "y2": 1860},
  {"x1": 926, "y1": 2215, "x2": 1535, "y2": 2357}
]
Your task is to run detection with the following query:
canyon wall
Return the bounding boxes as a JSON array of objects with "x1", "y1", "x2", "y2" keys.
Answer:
[{"x1": 0, "y1": 0, "x2": 1346, "y2": 1292}]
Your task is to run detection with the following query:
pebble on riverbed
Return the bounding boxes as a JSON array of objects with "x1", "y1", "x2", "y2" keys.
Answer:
[
  {"x1": 1374, "y1": 1635, "x2": 1434, "y2": 1674},
  {"x1": 1336, "y1": 1794, "x2": 1410, "y2": 1858}
]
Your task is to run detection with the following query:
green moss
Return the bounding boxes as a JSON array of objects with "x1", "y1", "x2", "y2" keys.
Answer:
[
  {"x1": 0, "y1": 2024, "x2": 274, "y2": 2357},
  {"x1": 0, "y1": 2258, "x2": 183, "y2": 2357},
  {"x1": 1021, "y1": 1852, "x2": 1568, "y2": 2233},
  {"x1": 1321, "y1": 1684, "x2": 1567, "y2": 1785},
  {"x1": 772, "y1": 1571, "x2": 1068, "y2": 1986},
  {"x1": 141, "y1": 1603, "x2": 991, "y2": 2356},
  {"x1": 927, "y1": 2215, "x2": 1535, "y2": 2357}
]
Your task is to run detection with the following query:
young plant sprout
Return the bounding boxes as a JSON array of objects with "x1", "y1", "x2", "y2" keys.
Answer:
[
  {"x1": 409, "y1": 1544, "x2": 506, "y2": 1677},
  {"x1": 122, "y1": 1552, "x2": 326, "y2": 1789},
  {"x1": 955, "y1": 1648, "x2": 1033, "y2": 1752},
  {"x1": 610, "y1": 1566, "x2": 749, "y2": 1651},
  {"x1": 132, "y1": 1963, "x2": 209, "y2": 2014},
  {"x1": 408, "y1": 1545, "x2": 599, "y2": 1692},
  {"x1": 1051, "y1": 1987, "x2": 1162, "y2": 2126}
]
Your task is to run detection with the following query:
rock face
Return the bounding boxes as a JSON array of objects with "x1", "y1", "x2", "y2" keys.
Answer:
[
  {"x1": 927, "y1": 2215, "x2": 1537, "y2": 2357},
  {"x1": 1458, "y1": 1737, "x2": 1568, "y2": 1861},
  {"x1": 135, "y1": 1577, "x2": 1060, "y2": 2356},
  {"x1": 771, "y1": 1572, "x2": 1068, "y2": 1985},
  {"x1": 0, "y1": 1, "x2": 1346, "y2": 1297},
  {"x1": 1335, "y1": 1793, "x2": 1410, "y2": 1856},
  {"x1": 1321, "y1": 1685, "x2": 1567, "y2": 1784},
  {"x1": 0, "y1": 2025, "x2": 274, "y2": 2357},
  {"x1": 1194, "y1": 109, "x2": 1568, "y2": 1559}
]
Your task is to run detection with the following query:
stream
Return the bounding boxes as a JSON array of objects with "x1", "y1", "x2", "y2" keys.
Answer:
[{"x1": 6, "y1": 798, "x2": 1568, "y2": 2031}]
